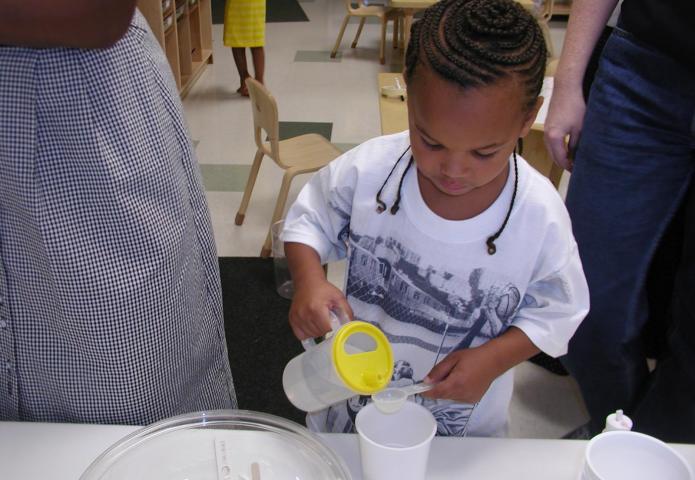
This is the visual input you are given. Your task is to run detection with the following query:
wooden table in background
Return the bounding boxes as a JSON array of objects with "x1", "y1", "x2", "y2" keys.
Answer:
[
  {"x1": 378, "y1": 72, "x2": 409, "y2": 135},
  {"x1": 389, "y1": 0, "x2": 437, "y2": 60},
  {"x1": 377, "y1": 73, "x2": 564, "y2": 188}
]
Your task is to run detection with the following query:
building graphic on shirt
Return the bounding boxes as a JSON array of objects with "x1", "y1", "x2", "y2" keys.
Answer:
[
  {"x1": 346, "y1": 230, "x2": 521, "y2": 352},
  {"x1": 324, "y1": 209, "x2": 524, "y2": 436}
]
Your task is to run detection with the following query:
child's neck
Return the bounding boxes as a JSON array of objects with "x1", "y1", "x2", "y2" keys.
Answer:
[{"x1": 416, "y1": 165, "x2": 510, "y2": 221}]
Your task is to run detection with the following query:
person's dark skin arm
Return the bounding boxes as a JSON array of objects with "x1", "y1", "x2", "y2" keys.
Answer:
[
  {"x1": 285, "y1": 242, "x2": 354, "y2": 341},
  {"x1": 423, "y1": 326, "x2": 540, "y2": 403},
  {"x1": 0, "y1": 0, "x2": 137, "y2": 49}
]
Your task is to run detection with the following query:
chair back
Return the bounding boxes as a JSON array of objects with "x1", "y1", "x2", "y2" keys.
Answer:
[
  {"x1": 517, "y1": 0, "x2": 555, "y2": 57},
  {"x1": 245, "y1": 78, "x2": 282, "y2": 165},
  {"x1": 517, "y1": 0, "x2": 554, "y2": 22},
  {"x1": 538, "y1": 0, "x2": 554, "y2": 22}
]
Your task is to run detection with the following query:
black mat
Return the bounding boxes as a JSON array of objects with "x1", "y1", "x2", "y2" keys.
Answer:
[
  {"x1": 212, "y1": 0, "x2": 309, "y2": 24},
  {"x1": 219, "y1": 257, "x2": 306, "y2": 424}
]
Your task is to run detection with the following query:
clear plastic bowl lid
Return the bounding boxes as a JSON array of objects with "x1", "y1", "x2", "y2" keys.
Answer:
[{"x1": 80, "y1": 409, "x2": 352, "y2": 480}]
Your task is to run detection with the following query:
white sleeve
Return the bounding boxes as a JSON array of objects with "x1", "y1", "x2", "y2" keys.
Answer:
[
  {"x1": 281, "y1": 153, "x2": 358, "y2": 264},
  {"x1": 511, "y1": 226, "x2": 590, "y2": 358}
]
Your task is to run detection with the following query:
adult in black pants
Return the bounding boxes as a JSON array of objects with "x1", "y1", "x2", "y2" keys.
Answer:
[{"x1": 545, "y1": 0, "x2": 695, "y2": 441}]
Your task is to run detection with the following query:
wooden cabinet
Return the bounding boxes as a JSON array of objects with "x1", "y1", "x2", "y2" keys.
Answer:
[{"x1": 138, "y1": 0, "x2": 214, "y2": 97}]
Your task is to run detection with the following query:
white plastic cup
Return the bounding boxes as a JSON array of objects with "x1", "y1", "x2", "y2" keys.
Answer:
[
  {"x1": 271, "y1": 220, "x2": 293, "y2": 299},
  {"x1": 355, "y1": 402, "x2": 436, "y2": 480},
  {"x1": 582, "y1": 431, "x2": 694, "y2": 480}
]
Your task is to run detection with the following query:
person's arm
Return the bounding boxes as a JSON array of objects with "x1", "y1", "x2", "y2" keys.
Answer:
[
  {"x1": 423, "y1": 326, "x2": 539, "y2": 404},
  {"x1": 544, "y1": 0, "x2": 619, "y2": 171},
  {"x1": 0, "y1": 0, "x2": 137, "y2": 48},
  {"x1": 285, "y1": 242, "x2": 353, "y2": 341}
]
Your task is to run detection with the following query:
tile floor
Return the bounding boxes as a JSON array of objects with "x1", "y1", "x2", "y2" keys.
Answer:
[{"x1": 182, "y1": 0, "x2": 588, "y2": 438}]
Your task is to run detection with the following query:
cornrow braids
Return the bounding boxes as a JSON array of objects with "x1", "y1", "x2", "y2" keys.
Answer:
[{"x1": 405, "y1": 0, "x2": 547, "y2": 112}]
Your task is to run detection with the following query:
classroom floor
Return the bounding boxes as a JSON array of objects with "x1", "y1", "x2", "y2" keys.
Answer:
[{"x1": 181, "y1": 0, "x2": 588, "y2": 438}]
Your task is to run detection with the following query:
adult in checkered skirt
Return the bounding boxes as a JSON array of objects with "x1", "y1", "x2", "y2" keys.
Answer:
[{"x1": 0, "y1": 2, "x2": 236, "y2": 424}]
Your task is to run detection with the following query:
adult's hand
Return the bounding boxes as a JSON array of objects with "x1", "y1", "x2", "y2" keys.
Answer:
[
  {"x1": 541, "y1": 0, "x2": 620, "y2": 172},
  {"x1": 0, "y1": 0, "x2": 137, "y2": 49},
  {"x1": 544, "y1": 82, "x2": 586, "y2": 172}
]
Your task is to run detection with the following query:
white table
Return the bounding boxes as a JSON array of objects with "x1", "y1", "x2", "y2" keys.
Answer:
[{"x1": 2, "y1": 421, "x2": 695, "y2": 479}]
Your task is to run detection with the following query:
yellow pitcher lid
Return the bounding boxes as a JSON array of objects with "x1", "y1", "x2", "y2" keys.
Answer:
[{"x1": 331, "y1": 321, "x2": 393, "y2": 395}]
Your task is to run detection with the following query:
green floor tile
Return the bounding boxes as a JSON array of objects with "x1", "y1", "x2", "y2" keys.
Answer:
[
  {"x1": 334, "y1": 142, "x2": 359, "y2": 153},
  {"x1": 294, "y1": 50, "x2": 342, "y2": 63},
  {"x1": 278, "y1": 121, "x2": 333, "y2": 141},
  {"x1": 349, "y1": 16, "x2": 381, "y2": 24},
  {"x1": 200, "y1": 164, "x2": 252, "y2": 192}
]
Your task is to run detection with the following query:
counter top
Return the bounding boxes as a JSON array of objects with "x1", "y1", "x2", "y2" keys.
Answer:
[{"x1": 2, "y1": 421, "x2": 694, "y2": 479}]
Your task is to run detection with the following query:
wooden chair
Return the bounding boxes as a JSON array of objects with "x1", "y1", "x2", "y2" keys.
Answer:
[
  {"x1": 331, "y1": 0, "x2": 402, "y2": 65},
  {"x1": 236, "y1": 78, "x2": 342, "y2": 257},
  {"x1": 518, "y1": 0, "x2": 556, "y2": 59}
]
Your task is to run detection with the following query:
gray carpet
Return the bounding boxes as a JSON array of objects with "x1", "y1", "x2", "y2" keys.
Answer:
[{"x1": 219, "y1": 257, "x2": 306, "y2": 425}]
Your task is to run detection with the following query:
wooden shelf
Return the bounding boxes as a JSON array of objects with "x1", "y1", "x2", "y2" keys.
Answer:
[{"x1": 138, "y1": 0, "x2": 214, "y2": 98}]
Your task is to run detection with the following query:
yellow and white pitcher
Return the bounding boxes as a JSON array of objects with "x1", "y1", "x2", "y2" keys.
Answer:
[{"x1": 282, "y1": 310, "x2": 393, "y2": 412}]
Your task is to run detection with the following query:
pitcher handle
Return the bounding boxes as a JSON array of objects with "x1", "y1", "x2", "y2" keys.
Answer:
[{"x1": 300, "y1": 308, "x2": 349, "y2": 350}]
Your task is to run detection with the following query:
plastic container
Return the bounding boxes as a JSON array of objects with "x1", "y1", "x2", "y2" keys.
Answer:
[
  {"x1": 602, "y1": 409, "x2": 633, "y2": 432},
  {"x1": 356, "y1": 402, "x2": 436, "y2": 480},
  {"x1": 582, "y1": 431, "x2": 693, "y2": 480},
  {"x1": 163, "y1": 14, "x2": 174, "y2": 32},
  {"x1": 271, "y1": 220, "x2": 293, "y2": 299},
  {"x1": 175, "y1": 2, "x2": 186, "y2": 20},
  {"x1": 80, "y1": 409, "x2": 352, "y2": 480},
  {"x1": 283, "y1": 316, "x2": 393, "y2": 413}
]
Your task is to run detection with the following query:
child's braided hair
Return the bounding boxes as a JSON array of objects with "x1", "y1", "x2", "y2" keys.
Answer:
[{"x1": 404, "y1": 0, "x2": 547, "y2": 112}]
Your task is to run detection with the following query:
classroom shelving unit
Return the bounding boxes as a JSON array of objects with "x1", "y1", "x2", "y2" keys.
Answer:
[{"x1": 137, "y1": 0, "x2": 214, "y2": 97}]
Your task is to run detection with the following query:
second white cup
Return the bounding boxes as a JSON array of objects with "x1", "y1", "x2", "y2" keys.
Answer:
[{"x1": 355, "y1": 401, "x2": 436, "y2": 480}]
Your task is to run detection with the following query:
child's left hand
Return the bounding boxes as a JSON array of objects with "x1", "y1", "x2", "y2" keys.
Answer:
[
  {"x1": 421, "y1": 345, "x2": 500, "y2": 404},
  {"x1": 421, "y1": 326, "x2": 540, "y2": 404}
]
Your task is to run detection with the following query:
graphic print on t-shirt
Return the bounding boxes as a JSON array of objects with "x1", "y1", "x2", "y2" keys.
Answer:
[{"x1": 327, "y1": 230, "x2": 522, "y2": 436}]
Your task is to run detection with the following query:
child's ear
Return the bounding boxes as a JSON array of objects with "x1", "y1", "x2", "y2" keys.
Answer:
[{"x1": 519, "y1": 96, "x2": 544, "y2": 138}]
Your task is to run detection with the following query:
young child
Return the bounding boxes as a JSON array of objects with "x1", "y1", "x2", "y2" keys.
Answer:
[
  {"x1": 282, "y1": 0, "x2": 589, "y2": 436},
  {"x1": 223, "y1": 0, "x2": 266, "y2": 96}
]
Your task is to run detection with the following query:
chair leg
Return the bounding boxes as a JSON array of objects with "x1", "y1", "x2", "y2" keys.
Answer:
[
  {"x1": 540, "y1": 21, "x2": 554, "y2": 58},
  {"x1": 379, "y1": 19, "x2": 387, "y2": 64},
  {"x1": 393, "y1": 16, "x2": 399, "y2": 50},
  {"x1": 331, "y1": 15, "x2": 351, "y2": 58},
  {"x1": 400, "y1": 16, "x2": 405, "y2": 50},
  {"x1": 352, "y1": 18, "x2": 366, "y2": 48},
  {"x1": 260, "y1": 170, "x2": 295, "y2": 258},
  {"x1": 235, "y1": 149, "x2": 264, "y2": 226}
]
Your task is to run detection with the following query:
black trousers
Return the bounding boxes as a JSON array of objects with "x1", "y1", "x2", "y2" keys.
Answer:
[{"x1": 632, "y1": 183, "x2": 695, "y2": 443}]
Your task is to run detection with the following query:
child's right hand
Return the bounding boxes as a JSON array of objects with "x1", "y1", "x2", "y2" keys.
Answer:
[{"x1": 288, "y1": 278, "x2": 353, "y2": 341}]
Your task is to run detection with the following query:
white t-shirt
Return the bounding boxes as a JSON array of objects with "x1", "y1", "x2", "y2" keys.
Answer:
[{"x1": 283, "y1": 131, "x2": 589, "y2": 437}]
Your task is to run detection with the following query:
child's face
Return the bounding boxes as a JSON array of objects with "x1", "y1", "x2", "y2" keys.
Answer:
[{"x1": 406, "y1": 66, "x2": 541, "y2": 218}]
